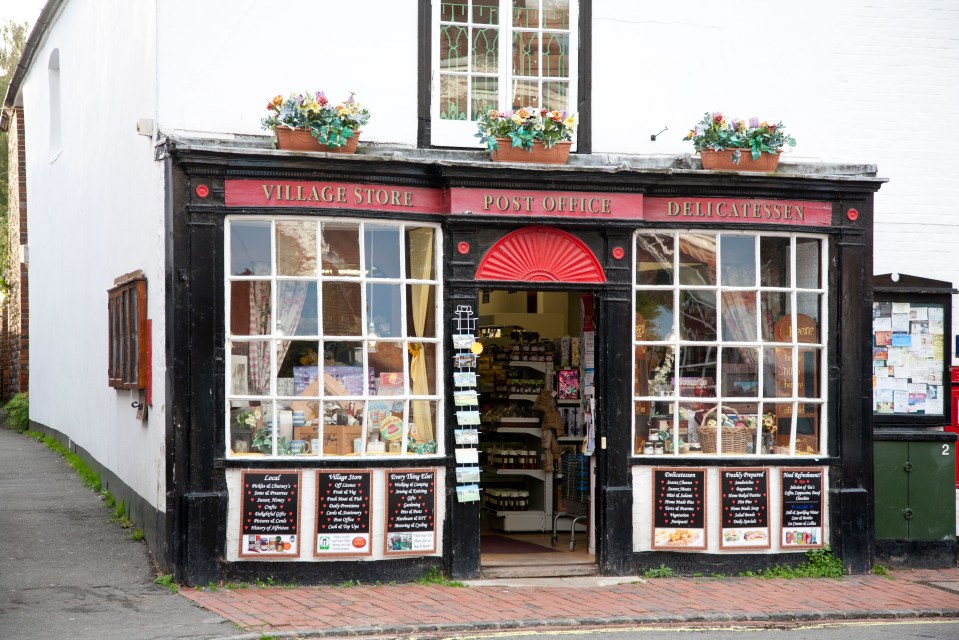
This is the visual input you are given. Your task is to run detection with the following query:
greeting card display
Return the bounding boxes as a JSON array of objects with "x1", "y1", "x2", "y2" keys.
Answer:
[
  {"x1": 314, "y1": 470, "x2": 372, "y2": 556},
  {"x1": 239, "y1": 470, "x2": 301, "y2": 558},
  {"x1": 652, "y1": 467, "x2": 706, "y2": 550},
  {"x1": 385, "y1": 469, "x2": 437, "y2": 554},
  {"x1": 556, "y1": 369, "x2": 580, "y2": 399},
  {"x1": 780, "y1": 467, "x2": 824, "y2": 548},
  {"x1": 719, "y1": 468, "x2": 770, "y2": 549}
]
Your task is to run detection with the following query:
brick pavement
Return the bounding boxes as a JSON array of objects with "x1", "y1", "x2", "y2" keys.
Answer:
[{"x1": 179, "y1": 567, "x2": 959, "y2": 637}]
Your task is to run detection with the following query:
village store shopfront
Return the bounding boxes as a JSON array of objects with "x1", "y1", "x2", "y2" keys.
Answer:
[{"x1": 166, "y1": 143, "x2": 883, "y2": 585}]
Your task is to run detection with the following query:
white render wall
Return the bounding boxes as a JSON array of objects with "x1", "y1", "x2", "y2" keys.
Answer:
[{"x1": 22, "y1": 0, "x2": 168, "y2": 509}]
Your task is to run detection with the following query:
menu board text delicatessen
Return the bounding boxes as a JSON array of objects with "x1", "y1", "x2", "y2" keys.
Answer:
[
  {"x1": 652, "y1": 467, "x2": 706, "y2": 550},
  {"x1": 239, "y1": 470, "x2": 301, "y2": 558},
  {"x1": 384, "y1": 469, "x2": 437, "y2": 555},
  {"x1": 315, "y1": 470, "x2": 372, "y2": 557}
]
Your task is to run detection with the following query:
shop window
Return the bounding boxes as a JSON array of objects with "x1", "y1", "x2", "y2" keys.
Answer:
[
  {"x1": 430, "y1": 0, "x2": 582, "y2": 147},
  {"x1": 226, "y1": 218, "x2": 442, "y2": 459},
  {"x1": 633, "y1": 232, "x2": 827, "y2": 457},
  {"x1": 108, "y1": 274, "x2": 148, "y2": 389}
]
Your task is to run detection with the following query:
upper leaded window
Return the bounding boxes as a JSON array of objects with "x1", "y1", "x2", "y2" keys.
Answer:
[
  {"x1": 432, "y1": 0, "x2": 579, "y2": 147},
  {"x1": 226, "y1": 218, "x2": 443, "y2": 459},
  {"x1": 633, "y1": 231, "x2": 827, "y2": 458}
]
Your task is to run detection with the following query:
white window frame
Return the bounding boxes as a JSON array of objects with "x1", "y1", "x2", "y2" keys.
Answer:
[
  {"x1": 430, "y1": 0, "x2": 580, "y2": 148},
  {"x1": 632, "y1": 230, "x2": 829, "y2": 458},
  {"x1": 225, "y1": 216, "x2": 444, "y2": 460}
]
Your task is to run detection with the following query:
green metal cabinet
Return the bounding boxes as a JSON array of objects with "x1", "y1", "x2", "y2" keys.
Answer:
[{"x1": 874, "y1": 434, "x2": 956, "y2": 540}]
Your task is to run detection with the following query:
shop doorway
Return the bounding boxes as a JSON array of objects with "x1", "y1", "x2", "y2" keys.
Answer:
[{"x1": 476, "y1": 289, "x2": 598, "y2": 577}]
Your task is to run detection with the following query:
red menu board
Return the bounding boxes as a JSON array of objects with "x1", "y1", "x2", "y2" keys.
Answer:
[
  {"x1": 238, "y1": 470, "x2": 301, "y2": 558},
  {"x1": 315, "y1": 470, "x2": 372, "y2": 557},
  {"x1": 780, "y1": 467, "x2": 825, "y2": 548},
  {"x1": 652, "y1": 467, "x2": 706, "y2": 550},
  {"x1": 384, "y1": 469, "x2": 437, "y2": 555},
  {"x1": 719, "y1": 468, "x2": 770, "y2": 549}
]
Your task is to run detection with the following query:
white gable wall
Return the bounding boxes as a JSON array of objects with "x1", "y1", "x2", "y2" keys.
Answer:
[{"x1": 22, "y1": 0, "x2": 167, "y2": 509}]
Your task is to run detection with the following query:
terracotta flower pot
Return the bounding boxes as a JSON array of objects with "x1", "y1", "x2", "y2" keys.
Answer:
[
  {"x1": 700, "y1": 148, "x2": 781, "y2": 172},
  {"x1": 275, "y1": 127, "x2": 361, "y2": 154},
  {"x1": 490, "y1": 139, "x2": 571, "y2": 164}
]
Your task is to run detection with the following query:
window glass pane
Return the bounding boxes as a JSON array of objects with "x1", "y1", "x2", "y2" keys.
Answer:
[
  {"x1": 322, "y1": 343, "x2": 365, "y2": 396},
  {"x1": 408, "y1": 400, "x2": 439, "y2": 454},
  {"x1": 761, "y1": 292, "x2": 790, "y2": 341},
  {"x1": 680, "y1": 290, "x2": 716, "y2": 341},
  {"x1": 276, "y1": 221, "x2": 316, "y2": 277},
  {"x1": 371, "y1": 345, "x2": 406, "y2": 396},
  {"x1": 511, "y1": 80, "x2": 538, "y2": 110},
  {"x1": 766, "y1": 347, "x2": 794, "y2": 399},
  {"x1": 472, "y1": 28, "x2": 499, "y2": 73},
  {"x1": 440, "y1": 24, "x2": 469, "y2": 72},
  {"x1": 678, "y1": 345, "x2": 716, "y2": 394},
  {"x1": 760, "y1": 236, "x2": 791, "y2": 287},
  {"x1": 409, "y1": 342, "x2": 438, "y2": 396},
  {"x1": 541, "y1": 80, "x2": 568, "y2": 111},
  {"x1": 276, "y1": 340, "x2": 319, "y2": 395},
  {"x1": 796, "y1": 238, "x2": 822, "y2": 288},
  {"x1": 230, "y1": 281, "x2": 271, "y2": 336},
  {"x1": 473, "y1": 0, "x2": 499, "y2": 24},
  {"x1": 722, "y1": 347, "x2": 759, "y2": 398},
  {"x1": 512, "y1": 31, "x2": 539, "y2": 76},
  {"x1": 541, "y1": 31, "x2": 568, "y2": 77},
  {"x1": 406, "y1": 284, "x2": 436, "y2": 338},
  {"x1": 439, "y1": 74, "x2": 468, "y2": 120},
  {"x1": 796, "y1": 293, "x2": 821, "y2": 341},
  {"x1": 641, "y1": 345, "x2": 675, "y2": 396},
  {"x1": 277, "y1": 282, "x2": 316, "y2": 336},
  {"x1": 365, "y1": 225, "x2": 401, "y2": 279},
  {"x1": 721, "y1": 291, "x2": 756, "y2": 342},
  {"x1": 322, "y1": 282, "x2": 362, "y2": 336},
  {"x1": 543, "y1": 0, "x2": 569, "y2": 28},
  {"x1": 776, "y1": 403, "x2": 822, "y2": 455},
  {"x1": 679, "y1": 233, "x2": 716, "y2": 285},
  {"x1": 231, "y1": 220, "x2": 271, "y2": 276},
  {"x1": 321, "y1": 223, "x2": 359, "y2": 276},
  {"x1": 513, "y1": 0, "x2": 539, "y2": 27},
  {"x1": 720, "y1": 236, "x2": 756, "y2": 286},
  {"x1": 230, "y1": 341, "x2": 271, "y2": 396},
  {"x1": 406, "y1": 227, "x2": 436, "y2": 281},
  {"x1": 367, "y1": 283, "x2": 402, "y2": 339},
  {"x1": 798, "y1": 347, "x2": 821, "y2": 399},
  {"x1": 635, "y1": 234, "x2": 674, "y2": 285},
  {"x1": 635, "y1": 290, "x2": 673, "y2": 341},
  {"x1": 441, "y1": 0, "x2": 468, "y2": 22},
  {"x1": 472, "y1": 76, "x2": 499, "y2": 119}
]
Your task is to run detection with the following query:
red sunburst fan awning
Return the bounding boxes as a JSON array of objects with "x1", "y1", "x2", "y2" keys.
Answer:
[{"x1": 475, "y1": 226, "x2": 606, "y2": 283}]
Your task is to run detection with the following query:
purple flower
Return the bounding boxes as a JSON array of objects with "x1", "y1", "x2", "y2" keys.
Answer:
[
  {"x1": 296, "y1": 94, "x2": 304, "y2": 106},
  {"x1": 749, "y1": 117, "x2": 759, "y2": 129}
]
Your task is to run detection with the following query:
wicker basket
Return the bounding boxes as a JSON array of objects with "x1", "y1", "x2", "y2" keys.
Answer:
[{"x1": 698, "y1": 406, "x2": 753, "y2": 454}]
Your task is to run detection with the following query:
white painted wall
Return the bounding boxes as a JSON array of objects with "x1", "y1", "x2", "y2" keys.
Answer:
[
  {"x1": 154, "y1": 0, "x2": 419, "y2": 146},
  {"x1": 21, "y1": 0, "x2": 168, "y2": 509}
]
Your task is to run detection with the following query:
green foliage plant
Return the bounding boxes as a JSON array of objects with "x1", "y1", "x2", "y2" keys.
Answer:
[
  {"x1": 475, "y1": 107, "x2": 577, "y2": 152},
  {"x1": 416, "y1": 566, "x2": 464, "y2": 587},
  {"x1": 261, "y1": 90, "x2": 370, "y2": 149},
  {"x1": 641, "y1": 565, "x2": 675, "y2": 578},
  {"x1": 154, "y1": 574, "x2": 178, "y2": 593},
  {"x1": 4, "y1": 391, "x2": 29, "y2": 431},
  {"x1": 684, "y1": 111, "x2": 796, "y2": 164}
]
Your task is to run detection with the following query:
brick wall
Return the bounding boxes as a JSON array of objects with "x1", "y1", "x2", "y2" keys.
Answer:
[{"x1": 3, "y1": 108, "x2": 28, "y2": 400}]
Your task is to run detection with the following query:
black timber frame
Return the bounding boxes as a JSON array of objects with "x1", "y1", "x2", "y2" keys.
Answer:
[{"x1": 164, "y1": 144, "x2": 883, "y2": 584}]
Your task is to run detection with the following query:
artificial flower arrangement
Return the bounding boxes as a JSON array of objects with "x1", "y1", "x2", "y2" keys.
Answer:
[
  {"x1": 262, "y1": 90, "x2": 370, "y2": 149},
  {"x1": 648, "y1": 350, "x2": 674, "y2": 395},
  {"x1": 683, "y1": 112, "x2": 796, "y2": 164},
  {"x1": 475, "y1": 107, "x2": 578, "y2": 152}
]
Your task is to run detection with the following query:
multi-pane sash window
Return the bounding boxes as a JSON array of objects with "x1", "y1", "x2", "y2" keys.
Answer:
[
  {"x1": 432, "y1": 0, "x2": 579, "y2": 147},
  {"x1": 633, "y1": 232, "x2": 827, "y2": 457},
  {"x1": 226, "y1": 218, "x2": 443, "y2": 459}
]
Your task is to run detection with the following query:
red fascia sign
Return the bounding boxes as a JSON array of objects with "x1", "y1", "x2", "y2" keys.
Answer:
[{"x1": 224, "y1": 180, "x2": 832, "y2": 227}]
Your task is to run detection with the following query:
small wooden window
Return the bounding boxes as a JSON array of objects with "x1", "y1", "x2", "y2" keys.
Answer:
[{"x1": 108, "y1": 275, "x2": 147, "y2": 389}]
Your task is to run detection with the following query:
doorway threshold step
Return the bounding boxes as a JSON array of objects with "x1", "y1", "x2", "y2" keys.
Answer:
[{"x1": 480, "y1": 563, "x2": 600, "y2": 579}]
